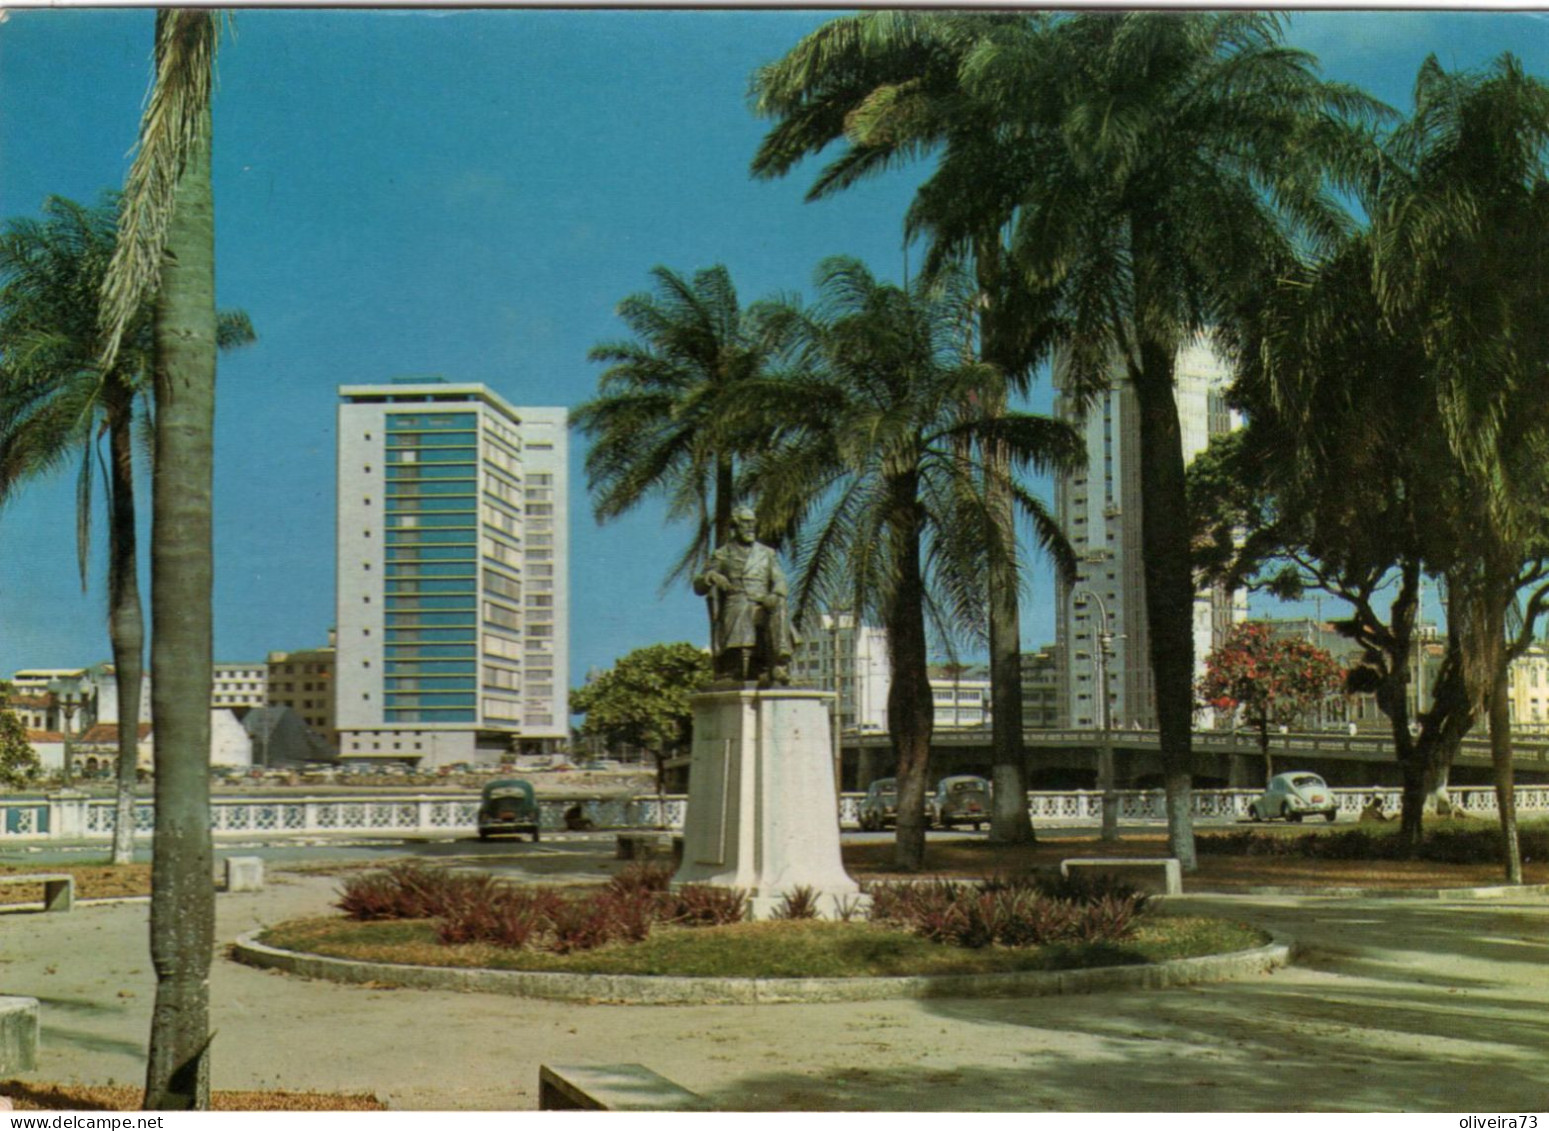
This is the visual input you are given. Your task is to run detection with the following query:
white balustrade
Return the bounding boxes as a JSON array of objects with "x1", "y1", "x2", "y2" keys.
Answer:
[{"x1": 0, "y1": 784, "x2": 1543, "y2": 841}]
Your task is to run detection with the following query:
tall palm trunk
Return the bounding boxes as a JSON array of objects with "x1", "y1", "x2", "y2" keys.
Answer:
[
  {"x1": 976, "y1": 246, "x2": 1033, "y2": 844},
  {"x1": 144, "y1": 96, "x2": 216, "y2": 1112},
  {"x1": 1487, "y1": 666, "x2": 1522, "y2": 884},
  {"x1": 1131, "y1": 335, "x2": 1197, "y2": 871},
  {"x1": 985, "y1": 440, "x2": 1033, "y2": 842},
  {"x1": 714, "y1": 454, "x2": 734, "y2": 548},
  {"x1": 107, "y1": 404, "x2": 145, "y2": 866},
  {"x1": 887, "y1": 487, "x2": 933, "y2": 871}
]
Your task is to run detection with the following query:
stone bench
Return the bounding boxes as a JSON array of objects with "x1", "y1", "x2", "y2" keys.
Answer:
[
  {"x1": 539, "y1": 1064, "x2": 705, "y2": 1111},
  {"x1": 0, "y1": 997, "x2": 38, "y2": 1073},
  {"x1": 1060, "y1": 856, "x2": 1182, "y2": 896},
  {"x1": 614, "y1": 832, "x2": 682, "y2": 864},
  {"x1": 0, "y1": 872, "x2": 75, "y2": 912}
]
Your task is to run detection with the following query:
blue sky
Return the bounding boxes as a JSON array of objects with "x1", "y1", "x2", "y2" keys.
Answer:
[{"x1": 1, "y1": 9, "x2": 1546, "y2": 693}]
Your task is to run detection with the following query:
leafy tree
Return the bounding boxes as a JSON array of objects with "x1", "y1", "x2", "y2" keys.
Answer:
[
  {"x1": 1197, "y1": 622, "x2": 1344, "y2": 779},
  {"x1": 570, "y1": 642, "x2": 713, "y2": 804},
  {"x1": 1371, "y1": 55, "x2": 1549, "y2": 883},
  {"x1": 0, "y1": 682, "x2": 42, "y2": 789},
  {"x1": 744, "y1": 258, "x2": 1079, "y2": 870},
  {"x1": 99, "y1": 9, "x2": 221, "y2": 1110},
  {"x1": 1193, "y1": 237, "x2": 1476, "y2": 848},
  {"x1": 574, "y1": 265, "x2": 787, "y2": 590},
  {"x1": 0, "y1": 193, "x2": 254, "y2": 866}
]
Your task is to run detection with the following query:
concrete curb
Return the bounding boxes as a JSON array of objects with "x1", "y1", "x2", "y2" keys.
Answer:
[
  {"x1": 1201, "y1": 882, "x2": 1549, "y2": 900},
  {"x1": 228, "y1": 929, "x2": 1293, "y2": 1005}
]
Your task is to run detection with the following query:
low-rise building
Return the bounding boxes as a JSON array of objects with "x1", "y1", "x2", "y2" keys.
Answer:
[
  {"x1": 929, "y1": 664, "x2": 991, "y2": 729},
  {"x1": 267, "y1": 641, "x2": 336, "y2": 749},
  {"x1": 212, "y1": 662, "x2": 268, "y2": 710}
]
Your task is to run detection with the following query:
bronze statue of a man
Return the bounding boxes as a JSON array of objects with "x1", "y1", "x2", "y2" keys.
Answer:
[{"x1": 694, "y1": 505, "x2": 794, "y2": 685}]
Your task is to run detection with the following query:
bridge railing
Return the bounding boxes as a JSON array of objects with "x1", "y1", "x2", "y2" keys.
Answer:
[
  {"x1": 850, "y1": 726, "x2": 1549, "y2": 767},
  {"x1": 0, "y1": 786, "x2": 1543, "y2": 840}
]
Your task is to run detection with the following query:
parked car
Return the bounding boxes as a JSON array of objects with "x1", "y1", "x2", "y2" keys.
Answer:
[
  {"x1": 1248, "y1": 772, "x2": 1338, "y2": 823},
  {"x1": 931, "y1": 774, "x2": 991, "y2": 830},
  {"x1": 476, "y1": 778, "x2": 541, "y2": 841},
  {"x1": 858, "y1": 777, "x2": 899, "y2": 831}
]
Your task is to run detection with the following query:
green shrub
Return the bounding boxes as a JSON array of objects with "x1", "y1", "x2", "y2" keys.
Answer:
[
  {"x1": 772, "y1": 885, "x2": 820, "y2": 921},
  {"x1": 1198, "y1": 820, "x2": 1548, "y2": 865},
  {"x1": 661, "y1": 883, "x2": 748, "y2": 926},
  {"x1": 335, "y1": 862, "x2": 501, "y2": 921},
  {"x1": 864, "y1": 874, "x2": 1150, "y2": 949},
  {"x1": 607, "y1": 862, "x2": 674, "y2": 897}
]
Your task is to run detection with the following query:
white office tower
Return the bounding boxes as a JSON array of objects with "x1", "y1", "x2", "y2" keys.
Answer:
[
  {"x1": 1053, "y1": 339, "x2": 1246, "y2": 730},
  {"x1": 335, "y1": 381, "x2": 569, "y2": 767}
]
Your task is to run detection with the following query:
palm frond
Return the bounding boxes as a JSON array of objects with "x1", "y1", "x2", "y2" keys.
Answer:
[{"x1": 100, "y1": 10, "x2": 221, "y2": 372}]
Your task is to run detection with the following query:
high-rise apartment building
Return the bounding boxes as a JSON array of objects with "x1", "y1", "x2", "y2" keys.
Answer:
[
  {"x1": 790, "y1": 613, "x2": 891, "y2": 734},
  {"x1": 1054, "y1": 339, "x2": 1247, "y2": 730},
  {"x1": 334, "y1": 381, "x2": 569, "y2": 767}
]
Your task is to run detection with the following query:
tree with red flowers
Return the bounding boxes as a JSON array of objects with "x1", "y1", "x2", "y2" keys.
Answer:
[{"x1": 1198, "y1": 622, "x2": 1345, "y2": 779}]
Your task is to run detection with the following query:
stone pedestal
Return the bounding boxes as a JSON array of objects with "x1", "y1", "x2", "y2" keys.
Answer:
[{"x1": 672, "y1": 686, "x2": 863, "y2": 919}]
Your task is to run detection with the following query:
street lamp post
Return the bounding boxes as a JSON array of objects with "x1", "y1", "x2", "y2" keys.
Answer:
[
  {"x1": 49, "y1": 680, "x2": 82, "y2": 786},
  {"x1": 1073, "y1": 589, "x2": 1119, "y2": 841}
]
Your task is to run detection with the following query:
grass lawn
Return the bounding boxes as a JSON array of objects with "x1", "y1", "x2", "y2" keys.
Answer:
[{"x1": 258, "y1": 913, "x2": 1268, "y2": 978}]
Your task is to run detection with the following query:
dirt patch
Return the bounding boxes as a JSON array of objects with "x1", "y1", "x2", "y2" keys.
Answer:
[
  {"x1": 0, "y1": 1081, "x2": 385, "y2": 1111},
  {"x1": 0, "y1": 863, "x2": 152, "y2": 904},
  {"x1": 841, "y1": 835, "x2": 1549, "y2": 890}
]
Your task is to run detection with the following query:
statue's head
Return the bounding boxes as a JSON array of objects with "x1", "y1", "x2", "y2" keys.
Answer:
[{"x1": 730, "y1": 505, "x2": 757, "y2": 544}]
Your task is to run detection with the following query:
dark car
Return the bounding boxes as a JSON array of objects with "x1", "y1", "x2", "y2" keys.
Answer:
[
  {"x1": 931, "y1": 774, "x2": 991, "y2": 830},
  {"x1": 476, "y1": 778, "x2": 541, "y2": 841},
  {"x1": 858, "y1": 777, "x2": 899, "y2": 831}
]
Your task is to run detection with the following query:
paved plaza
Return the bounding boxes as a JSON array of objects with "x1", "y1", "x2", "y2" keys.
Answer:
[{"x1": 1, "y1": 838, "x2": 1546, "y2": 1111}]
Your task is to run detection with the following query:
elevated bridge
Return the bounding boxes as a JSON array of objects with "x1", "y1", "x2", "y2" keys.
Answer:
[{"x1": 841, "y1": 727, "x2": 1549, "y2": 791}]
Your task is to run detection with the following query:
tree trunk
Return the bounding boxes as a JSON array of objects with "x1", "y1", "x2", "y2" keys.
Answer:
[
  {"x1": 107, "y1": 405, "x2": 145, "y2": 866},
  {"x1": 1396, "y1": 631, "x2": 1472, "y2": 848},
  {"x1": 1131, "y1": 336, "x2": 1196, "y2": 870},
  {"x1": 970, "y1": 242, "x2": 1035, "y2": 847},
  {"x1": 143, "y1": 91, "x2": 216, "y2": 1112},
  {"x1": 985, "y1": 437, "x2": 1033, "y2": 844},
  {"x1": 1488, "y1": 667, "x2": 1522, "y2": 884},
  {"x1": 714, "y1": 454, "x2": 734, "y2": 549},
  {"x1": 1258, "y1": 716, "x2": 1272, "y2": 782},
  {"x1": 887, "y1": 494, "x2": 933, "y2": 871}
]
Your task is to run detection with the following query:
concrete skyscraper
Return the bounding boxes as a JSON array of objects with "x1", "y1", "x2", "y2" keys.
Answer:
[
  {"x1": 1053, "y1": 339, "x2": 1246, "y2": 731},
  {"x1": 334, "y1": 380, "x2": 568, "y2": 767}
]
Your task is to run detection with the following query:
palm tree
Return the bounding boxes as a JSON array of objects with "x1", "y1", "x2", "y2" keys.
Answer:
[
  {"x1": 772, "y1": 13, "x2": 1377, "y2": 871},
  {"x1": 99, "y1": 9, "x2": 221, "y2": 1110},
  {"x1": 1370, "y1": 55, "x2": 1549, "y2": 882},
  {"x1": 574, "y1": 264, "x2": 787, "y2": 589},
  {"x1": 751, "y1": 11, "x2": 1061, "y2": 844},
  {"x1": 746, "y1": 257, "x2": 1080, "y2": 870},
  {"x1": 0, "y1": 194, "x2": 254, "y2": 868}
]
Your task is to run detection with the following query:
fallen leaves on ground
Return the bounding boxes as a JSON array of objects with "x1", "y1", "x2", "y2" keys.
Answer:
[
  {"x1": 0, "y1": 1081, "x2": 386, "y2": 1111},
  {"x1": 0, "y1": 864, "x2": 152, "y2": 904}
]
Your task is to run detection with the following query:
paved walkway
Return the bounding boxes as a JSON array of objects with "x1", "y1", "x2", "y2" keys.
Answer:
[{"x1": 1, "y1": 845, "x2": 1546, "y2": 1111}]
